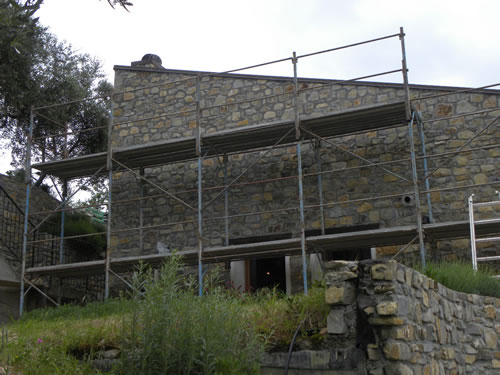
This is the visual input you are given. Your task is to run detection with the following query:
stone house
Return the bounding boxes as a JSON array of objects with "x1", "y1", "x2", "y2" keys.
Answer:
[{"x1": 109, "y1": 53, "x2": 499, "y2": 294}]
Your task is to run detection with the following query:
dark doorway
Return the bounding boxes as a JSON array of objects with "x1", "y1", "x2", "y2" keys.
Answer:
[{"x1": 250, "y1": 257, "x2": 286, "y2": 292}]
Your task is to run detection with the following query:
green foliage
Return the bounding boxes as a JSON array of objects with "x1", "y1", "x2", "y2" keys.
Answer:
[
  {"x1": 0, "y1": 0, "x2": 112, "y2": 174},
  {"x1": 0, "y1": 299, "x2": 129, "y2": 374},
  {"x1": 0, "y1": 261, "x2": 330, "y2": 374},
  {"x1": 106, "y1": 0, "x2": 133, "y2": 10},
  {"x1": 0, "y1": 0, "x2": 43, "y2": 117},
  {"x1": 420, "y1": 261, "x2": 500, "y2": 298},
  {"x1": 248, "y1": 285, "x2": 329, "y2": 352},
  {"x1": 117, "y1": 258, "x2": 263, "y2": 375},
  {"x1": 41, "y1": 212, "x2": 106, "y2": 256}
]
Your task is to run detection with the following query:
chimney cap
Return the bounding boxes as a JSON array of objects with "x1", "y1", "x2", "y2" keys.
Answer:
[{"x1": 131, "y1": 54, "x2": 164, "y2": 69}]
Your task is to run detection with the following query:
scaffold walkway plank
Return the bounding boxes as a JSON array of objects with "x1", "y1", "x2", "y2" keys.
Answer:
[
  {"x1": 25, "y1": 218, "x2": 500, "y2": 278},
  {"x1": 425, "y1": 219, "x2": 500, "y2": 240},
  {"x1": 32, "y1": 101, "x2": 407, "y2": 179},
  {"x1": 26, "y1": 259, "x2": 105, "y2": 278}
]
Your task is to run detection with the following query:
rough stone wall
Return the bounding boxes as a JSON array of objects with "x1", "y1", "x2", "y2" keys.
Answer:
[
  {"x1": 0, "y1": 174, "x2": 61, "y2": 322},
  {"x1": 325, "y1": 260, "x2": 500, "y2": 375},
  {"x1": 0, "y1": 286, "x2": 19, "y2": 323},
  {"x1": 0, "y1": 174, "x2": 59, "y2": 227},
  {"x1": 0, "y1": 174, "x2": 60, "y2": 265},
  {"x1": 110, "y1": 66, "x2": 500, "y2": 262}
]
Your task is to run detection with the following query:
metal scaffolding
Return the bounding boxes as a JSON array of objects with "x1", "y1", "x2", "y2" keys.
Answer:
[{"x1": 16, "y1": 28, "x2": 500, "y2": 315}]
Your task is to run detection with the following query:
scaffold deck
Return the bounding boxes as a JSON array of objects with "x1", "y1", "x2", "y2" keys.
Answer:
[
  {"x1": 32, "y1": 101, "x2": 407, "y2": 179},
  {"x1": 25, "y1": 218, "x2": 500, "y2": 278}
]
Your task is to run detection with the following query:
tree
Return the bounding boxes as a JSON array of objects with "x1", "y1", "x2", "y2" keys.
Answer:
[
  {"x1": 0, "y1": 0, "x2": 44, "y2": 128},
  {"x1": 106, "y1": 0, "x2": 133, "y2": 11},
  {"x1": 0, "y1": 0, "x2": 112, "y2": 187}
]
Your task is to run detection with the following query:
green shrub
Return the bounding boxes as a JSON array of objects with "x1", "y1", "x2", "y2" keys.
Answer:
[
  {"x1": 0, "y1": 260, "x2": 329, "y2": 374},
  {"x1": 420, "y1": 261, "x2": 500, "y2": 298},
  {"x1": 246, "y1": 284, "x2": 329, "y2": 352},
  {"x1": 0, "y1": 300, "x2": 128, "y2": 374},
  {"x1": 116, "y1": 257, "x2": 263, "y2": 375},
  {"x1": 41, "y1": 212, "x2": 106, "y2": 257}
]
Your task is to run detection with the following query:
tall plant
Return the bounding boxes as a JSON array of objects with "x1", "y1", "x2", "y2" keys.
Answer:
[{"x1": 118, "y1": 257, "x2": 263, "y2": 375}]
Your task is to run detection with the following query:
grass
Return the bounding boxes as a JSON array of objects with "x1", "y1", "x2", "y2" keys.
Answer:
[
  {"x1": 2, "y1": 258, "x2": 498, "y2": 374},
  {"x1": 419, "y1": 261, "x2": 500, "y2": 298},
  {"x1": 0, "y1": 300, "x2": 129, "y2": 374},
  {"x1": 0, "y1": 257, "x2": 329, "y2": 375}
]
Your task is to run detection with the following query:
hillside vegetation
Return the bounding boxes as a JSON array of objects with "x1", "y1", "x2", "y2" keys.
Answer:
[
  {"x1": 0, "y1": 256, "x2": 329, "y2": 375},
  {"x1": 1, "y1": 259, "x2": 497, "y2": 374}
]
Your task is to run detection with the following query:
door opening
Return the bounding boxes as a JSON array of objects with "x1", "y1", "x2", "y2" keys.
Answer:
[{"x1": 250, "y1": 257, "x2": 286, "y2": 293}]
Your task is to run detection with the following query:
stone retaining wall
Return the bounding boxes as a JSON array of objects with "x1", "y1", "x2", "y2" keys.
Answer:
[{"x1": 325, "y1": 260, "x2": 500, "y2": 374}]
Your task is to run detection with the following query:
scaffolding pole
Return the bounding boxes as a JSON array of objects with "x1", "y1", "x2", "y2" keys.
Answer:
[
  {"x1": 293, "y1": 51, "x2": 308, "y2": 294},
  {"x1": 19, "y1": 107, "x2": 34, "y2": 316},
  {"x1": 57, "y1": 180, "x2": 67, "y2": 304},
  {"x1": 401, "y1": 27, "x2": 426, "y2": 267},
  {"x1": 314, "y1": 140, "x2": 325, "y2": 235},
  {"x1": 139, "y1": 167, "x2": 145, "y2": 252},
  {"x1": 105, "y1": 106, "x2": 114, "y2": 300},
  {"x1": 468, "y1": 194, "x2": 478, "y2": 271},
  {"x1": 196, "y1": 74, "x2": 203, "y2": 296},
  {"x1": 20, "y1": 30, "x2": 500, "y2": 303},
  {"x1": 223, "y1": 154, "x2": 230, "y2": 246},
  {"x1": 416, "y1": 114, "x2": 433, "y2": 223},
  {"x1": 29, "y1": 165, "x2": 106, "y2": 235}
]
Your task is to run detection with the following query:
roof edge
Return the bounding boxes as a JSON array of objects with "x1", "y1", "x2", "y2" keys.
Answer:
[{"x1": 113, "y1": 65, "x2": 500, "y2": 94}]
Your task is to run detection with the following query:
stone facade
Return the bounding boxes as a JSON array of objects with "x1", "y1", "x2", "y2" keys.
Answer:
[
  {"x1": 110, "y1": 59, "x2": 500, "y2": 291},
  {"x1": 323, "y1": 260, "x2": 500, "y2": 375}
]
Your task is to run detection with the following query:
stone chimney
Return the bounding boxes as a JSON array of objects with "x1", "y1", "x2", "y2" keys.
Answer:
[{"x1": 131, "y1": 54, "x2": 164, "y2": 69}]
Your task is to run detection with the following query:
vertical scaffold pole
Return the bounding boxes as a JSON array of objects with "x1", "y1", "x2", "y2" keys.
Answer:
[
  {"x1": 417, "y1": 117, "x2": 433, "y2": 223},
  {"x1": 223, "y1": 154, "x2": 229, "y2": 246},
  {"x1": 468, "y1": 194, "x2": 477, "y2": 271},
  {"x1": 58, "y1": 124, "x2": 68, "y2": 303},
  {"x1": 314, "y1": 140, "x2": 325, "y2": 235},
  {"x1": 293, "y1": 52, "x2": 308, "y2": 295},
  {"x1": 196, "y1": 74, "x2": 203, "y2": 296},
  {"x1": 57, "y1": 180, "x2": 67, "y2": 304},
  {"x1": 59, "y1": 181, "x2": 67, "y2": 265},
  {"x1": 139, "y1": 167, "x2": 145, "y2": 252},
  {"x1": 19, "y1": 107, "x2": 34, "y2": 316},
  {"x1": 400, "y1": 27, "x2": 426, "y2": 267},
  {"x1": 104, "y1": 104, "x2": 114, "y2": 300}
]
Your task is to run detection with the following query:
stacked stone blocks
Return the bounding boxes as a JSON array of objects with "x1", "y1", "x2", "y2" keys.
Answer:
[
  {"x1": 325, "y1": 260, "x2": 500, "y2": 375},
  {"x1": 111, "y1": 66, "x2": 500, "y2": 263}
]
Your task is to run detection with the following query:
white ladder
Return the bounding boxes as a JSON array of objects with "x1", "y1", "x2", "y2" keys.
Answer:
[{"x1": 468, "y1": 191, "x2": 500, "y2": 276}]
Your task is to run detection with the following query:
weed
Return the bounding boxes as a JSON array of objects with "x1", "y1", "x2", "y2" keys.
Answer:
[
  {"x1": 0, "y1": 259, "x2": 330, "y2": 374},
  {"x1": 117, "y1": 256, "x2": 263, "y2": 375},
  {"x1": 419, "y1": 261, "x2": 500, "y2": 298}
]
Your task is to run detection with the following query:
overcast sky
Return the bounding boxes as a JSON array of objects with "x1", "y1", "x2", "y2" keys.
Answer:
[{"x1": 1, "y1": 0, "x2": 499, "y2": 173}]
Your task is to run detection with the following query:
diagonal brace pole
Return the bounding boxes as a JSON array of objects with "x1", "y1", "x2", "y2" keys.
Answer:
[
  {"x1": 202, "y1": 126, "x2": 295, "y2": 212},
  {"x1": 390, "y1": 235, "x2": 418, "y2": 260},
  {"x1": 24, "y1": 278, "x2": 59, "y2": 307},
  {"x1": 108, "y1": 269, "x2": 145, "y2": 297},
  {"x1": 29, "y1": 164, "x2": 106, "y2": 234},
  {"x1": 422, "y1": 114, "x2": 500, "y2": 181},
  {"x1": 300, "y1": 126, "x2": 410, "y2": 183},
  {"x1": 112, "y1": 158, "x2": 196, "y2": 212}
]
